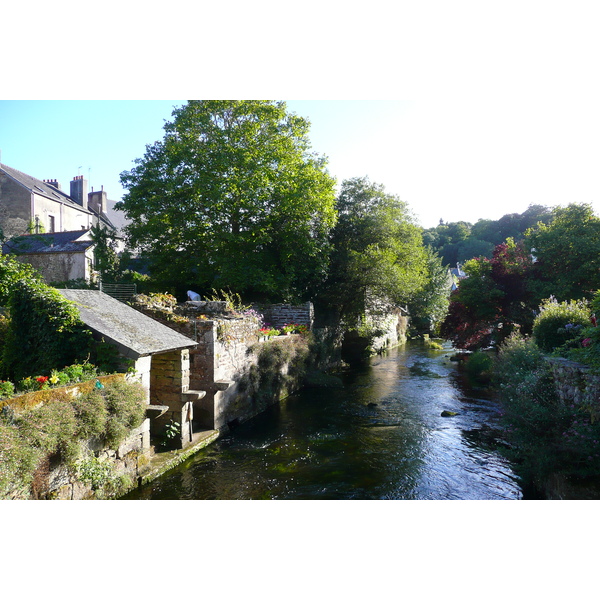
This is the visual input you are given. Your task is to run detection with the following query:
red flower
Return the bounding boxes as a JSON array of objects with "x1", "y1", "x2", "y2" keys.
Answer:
[
  {"x1": 35, "y1": 375, "x2": 49, "y2": 389},
  {"x1": 582, "y1": 338, "x2": 592, "y2": 347}
]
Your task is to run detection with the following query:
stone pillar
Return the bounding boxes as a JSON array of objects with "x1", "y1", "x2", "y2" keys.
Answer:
[{"x1": 149, "y1": 349, "x2": 195, "y2": 448}]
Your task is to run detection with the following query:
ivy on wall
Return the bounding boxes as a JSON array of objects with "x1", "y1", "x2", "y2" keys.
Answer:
[{"x1": 1, "y1": 279, "x2": 92, "y2": 381}]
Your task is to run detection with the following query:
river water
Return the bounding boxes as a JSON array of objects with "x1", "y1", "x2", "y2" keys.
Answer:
[{"x1": 125, "y1": 341, "x2": 526, "y2": 500}]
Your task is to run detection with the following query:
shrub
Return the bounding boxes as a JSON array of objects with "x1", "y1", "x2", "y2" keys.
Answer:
[
  {"x1": 532, "y1": 297, "x2": 590, "y2": 353},
  {"x1": 101, "y1": 379, "x2": 147, "y2": 449},
  {"x1": 464, "y1": 350, "x2": 493, "y2": 383},
  {"x1": 494, "y1": 333, "x2": 600, "y2": 482},
  {"x1": 0, "y1": 421, "x2": 42, "y2": 499},
  {"x1": 17, "y1": 399, "x2": 80, "y2": 465},
  {"x1": 72, "y1": 388, "x2": 108, "y2": 440},
  {"x1": 0, "y1": 380, "x2": 15, "y2": 399},
  {"x1": 1, "y1": 279, "x2": 92, "y2": 381},
  {"x1": 0, "y1": 377, "x2": 147, "y2": 498}
]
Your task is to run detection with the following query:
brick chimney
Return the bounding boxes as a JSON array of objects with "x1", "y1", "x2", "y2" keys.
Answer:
[
  {"x1": 44, "y1": 179, "x2": 62, "y2": 191},
  {"x1": 88, "y1": 185, "x2": 107, "y2": 215},
  {"x1": 70, "y1": 175, "x2": 88, "y2": 209}
]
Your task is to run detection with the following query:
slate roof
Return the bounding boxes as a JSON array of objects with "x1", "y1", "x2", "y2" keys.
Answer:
[
  {"x1": 3, "y1": 230, "x2": 94, "y2": 255},
  {"x1": 58, "y1": 289, "x2": 197, "y2": 359},
  {"x1": 0, "y1": 163, "x2": 93, "y2": 214}
]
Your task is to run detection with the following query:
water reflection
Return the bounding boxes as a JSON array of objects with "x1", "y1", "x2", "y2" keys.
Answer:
[{"x1": 125, "y1": 341, "x2": 523, "y2": 500}]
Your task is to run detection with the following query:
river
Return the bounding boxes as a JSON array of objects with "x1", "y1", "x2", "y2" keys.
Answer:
[{"x1": 124, "y1": 340, "x2": 528, "y2": 500}]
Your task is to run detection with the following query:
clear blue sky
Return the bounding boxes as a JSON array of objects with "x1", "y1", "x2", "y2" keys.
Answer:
[
  {"x1": 3, "y1": 98, "x2": 600, "y2": 230},
  {"x1": 3, "y1": 3, "x2": 600, "y2": 232}
]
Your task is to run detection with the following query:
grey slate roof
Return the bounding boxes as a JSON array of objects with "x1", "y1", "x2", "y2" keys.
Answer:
[
  {"x1": 58, "y1": 289, "x2": 197, "y2": 359},
  {"x1": 0, "y1": 163, "x2": 93, "y2": 214},
  {"x1": 3, "y1": 230, "x2": 94, "y2": 255}
]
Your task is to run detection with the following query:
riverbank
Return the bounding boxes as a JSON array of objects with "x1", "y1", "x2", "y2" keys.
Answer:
[{"x1": 137, "y1": 429, "x2": 220, "y2": 487}]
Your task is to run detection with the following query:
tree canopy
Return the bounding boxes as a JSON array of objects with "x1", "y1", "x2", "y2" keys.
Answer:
[
  {"x1": 118, "y1": 100, "x2": 337, "y2": 302},
  {"x1": 525, "y1": 203, "x2": 600, "y2": 301},
  {"x1": 440, "y1": 239, "x2": 535, "y2": 350},
  {"x1": 318, "y1": 177, "x2": 428, "y2": 323},
  {"x1": 423, "y1": 204, "x2": 553, "y2": 266}
]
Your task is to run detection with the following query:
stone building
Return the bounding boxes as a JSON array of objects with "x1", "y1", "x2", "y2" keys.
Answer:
[
  {"x1": 2, "y1": 230, "x2": 96, "y2": 283},
  {"x1": 58, "y1": 289, "x2": 206, "y2": 450},
  {"x1": 0, "y1": 163, "x2": 127, "y2": 282},
  {"x1": 0, "y1": 163, "x2": 118, "y2": 237}
]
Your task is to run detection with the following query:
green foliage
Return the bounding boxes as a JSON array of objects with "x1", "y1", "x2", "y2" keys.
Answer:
[
  {"x1": 464, "y1": 350, "x2": 493, "y2": 383},
  {"x1": 423, "y1": 204, "x2": 553, "y2": 266},
  {"x1": 0, "y1": 254, "x2": 41, "y2": 307},
  {"x1": 526, "y1": 203, "x2": 600, "y2": 301},
  {"x1": 0, "y1": 379, "x2": 15, "y2": 398},
  {"x1": 90, "y1": 223, "x2": 120, "y2": 282},
  {"x1": 494, "y1": 333, "x2": 600, "y2": 481},
  {"x1": 0, "y1": 378, "x2": 147, "y2": 498},
  {"x1": 320, "y1": 176, "x2": 428, "y2": 322},
  {"x1": 77, "y1": 455, "x2": 113, "y2": 490},
  {"x1": 101, "y1": 379, "x2": 147, "y2": 449},
  {"x1": 118, "y1": 100, "x2": 337, "y2": 302},
  {"x1": 440, "y1": 239, "x2": 535, "y2": 350},
  {"x1": 71, "y1": 388, "x2": 108, "y2": 440},
  {"x1": 1, "y1": 278, "x2": 92, "y2": 381},
  {"x1": 206, "y1": 288, "x2": 251, "y2": 313},
  {"x1": 407, "y1": 246, "x2": 451, "y2": 334},
  {"x1": 532, "y1": 297, "x2": 590, "y2": 353},
  {"x1": 243, "y1": 336, "x2": 312, "y2": 401},
  {"x1": 17, "y1": 399, "x2": 80, "y2": 465},
  {"x1": 0, "y1": 421, "x2": 41, "y2": 499}
]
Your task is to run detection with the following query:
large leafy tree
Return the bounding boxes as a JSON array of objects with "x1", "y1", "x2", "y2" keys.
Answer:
[
  {"x1": 118, "y1": 101, "x2": 337, "y2": 302},
  {"x1": 319, "y1": 177, "x2": 428, "y2": 323},
  {"x1": 440, "y1": 239, "x2": 535, "y2": 350},
  {"x1": 525, "y1": 203, "x2": 600, "y2": 301},
  {"x1": 407, "y1": 246, "x2": 452, "y2": 334}
]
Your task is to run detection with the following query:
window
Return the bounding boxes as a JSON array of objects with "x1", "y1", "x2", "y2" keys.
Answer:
[{"x1": 48, "y1": 215, "x2": 55, "y2": 233}]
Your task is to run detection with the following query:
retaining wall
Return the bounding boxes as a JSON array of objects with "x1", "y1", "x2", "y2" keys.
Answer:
[{"x1": 546, "y1": 356, "x2": 600, "y2": 412}]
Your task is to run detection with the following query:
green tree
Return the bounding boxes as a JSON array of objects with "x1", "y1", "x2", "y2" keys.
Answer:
[
  {"x1": 319, "y1": 177, "x2": 428, "y2": 323},
  {"x1": 407, "y1": 246, "x2": 451, "y2": 334},
  {"x1": 0, "y1": 254, "x2": 41, "y2": 306},
  {"x1": 90, "y1": 223, "x2": 119, "y2": 283},
  {"x1": 440, "y1": 239, "x2": 535, "y2": 350},
  {"x1": 118, "y1": 100, "x2": 337, "y2": 302},
  {"x1": 526, "y1": 203, "x2": 600, "y2": 301}
]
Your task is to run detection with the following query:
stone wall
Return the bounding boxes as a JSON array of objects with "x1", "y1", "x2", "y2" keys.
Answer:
[
  {"x1": 49, "y1": 422, "x2": 151, "y2": 500},
  {"x1": 546, "y1": 356, "x2": 600, "y2": 413},
  {"x1": 1, "y1": 374, "x2": 153, "y2": 500},
  {"x1": 253, "y1": 302, "x2": 314, "y2": 330},
  {"x1": 370, "y1": 310, "x2": 409, "y2": 353}
]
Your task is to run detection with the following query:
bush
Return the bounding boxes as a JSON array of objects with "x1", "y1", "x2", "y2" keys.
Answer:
[
  {"x1": 464, "y1": 350, "x2": 493, "y2": 383},
  {"x1": 101, "y1": 379, "x2": 147, "y2": 449},
  {"x1": 0, "y1": 421, "x2": 41, "y2": 499},
  {"x1": 17, "y1": 398, "x2": 80, "y2": 465},
  {"x1": 532, "y1": 297, "x2": 590, "y2": 353},
  {"x1": 494, "y1": 333, "x2": 600, "y2": 482},
  {"x1": 0, "y1": 377, "x2": 148, "y2": 498},
  {"x1": 1, "y1": 279, "x2": 92, "y2": 381}
]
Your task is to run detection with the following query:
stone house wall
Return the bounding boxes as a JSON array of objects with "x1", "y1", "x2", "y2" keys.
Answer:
[{"x1": 12, "y1": 248, "x2": 94, "y2": 283}]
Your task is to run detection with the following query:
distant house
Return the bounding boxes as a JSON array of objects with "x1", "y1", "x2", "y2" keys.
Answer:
[
  {"x1": 2, "y1": 230, "x2": 96, "y2": 283},
  {"x1": 0, "y1": 163, "x2": 128, "y2": 282},
  {"x1": 0, "y1": 163, "x2": 120, "y2": 237},
  {"x1": 449, "y1": 262, "x2": 467, "y2": 291}
]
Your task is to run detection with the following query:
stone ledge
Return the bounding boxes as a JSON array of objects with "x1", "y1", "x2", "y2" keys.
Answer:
[{"x1": 137, "y1": 429, "x2": 220, "y2": 486}]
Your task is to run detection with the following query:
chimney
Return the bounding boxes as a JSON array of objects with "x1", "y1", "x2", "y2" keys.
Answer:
[
  {"x1": 70, "y1": 175, "x2": 88, "y2": 209},
  {"x1": 87, "y1": 185, "x2": 107, "y2": 215},
  {"x1": 44, "y1": 179, "x2": 62, "y2": 191}
]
